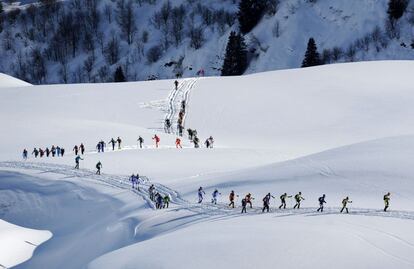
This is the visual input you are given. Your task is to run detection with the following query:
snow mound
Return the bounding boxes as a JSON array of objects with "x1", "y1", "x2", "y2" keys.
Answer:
[
  {"x1": 0, "y1": 219, "x2": 51, "y2": 269},
  {"x1": 0, "y1": 73, "x2": 31, "y2": 88}
]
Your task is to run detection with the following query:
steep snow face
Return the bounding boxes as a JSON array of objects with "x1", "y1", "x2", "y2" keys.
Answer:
[
  {"x1": 1, "y1": 0, "x2": 414, "y2": 84},
  {"x1": 0, "y1": 73, "x2": 31, "y2": 88}
]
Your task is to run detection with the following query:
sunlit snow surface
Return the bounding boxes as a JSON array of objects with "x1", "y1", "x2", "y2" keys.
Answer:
[{"x1": 1, "y1": 61, "x2": 414, "y2": 268}]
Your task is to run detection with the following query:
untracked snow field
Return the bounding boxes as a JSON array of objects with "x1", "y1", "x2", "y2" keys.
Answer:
[{"x1": 1, "y1": 61, "x2": 414, "y2": 268}]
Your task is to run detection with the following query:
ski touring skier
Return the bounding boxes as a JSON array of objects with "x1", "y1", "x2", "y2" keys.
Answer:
[
  {"x1": 175, "y1": 138, "x2": 182, "y2": 148},
  {"x1": 187, "y1": 129, "x2": 194, "y2": 140},
  {"x1": 193, "y1": 136, "x2": 200, "y2": 148},
  {"x1": 229, "y1": 190, "x2": 238, "y2": 208},
  {"x1": 80, "y1": 143, "x2": 85, "y2": 155},
  {"x1": 149, "y1": 184, "x2": 155, "y2": 201},
  {"x1": 174, "y1": 80, "x2": 179, "y2": 90},
  {"x1": 152, "y1": 134, "x2": 160, "y2": 148},
  {"x1": 117, "y1": 137, "x2": 122, "y2": 150},
  {"x1": 317, "y1": 194, "x2": 326, "y2": 212},
  {"x1": 100, "y1": 140, "x2": 106, "y2": 152},
  {"x1": 245, "y1": 193, "x2": 254, "y2": 208},
  {"x1": 164, "y1": 119, "x2": 172, "y2": 133},
  {"x1": 73, "y1": 145, "x2": 79, "y2": 155},
  {"x1": 46, "y1": 147, "x2": 50, "y2": 157},
  {"x1": 204, "y1": 138, "x2": 210, "y2": 148},
  {"x1": 109, "y1": 138, "x2": 116, "y2": 151},
  {"x1": 340, "y1": 197, "x2": 352, "y2": 213},
  {"x1": 22, "y1": 149, "x2": 28, "y2": 160},
  {"x1": 51, "y1": 145, "x2": 56, "y2": 157},
  {"x1": 211, "y1": 189, "x2": 221, "y2": 204},
  {"x1": 155, "y1": 193, "x2": 164, "y2": 209},
  {"x1": 130, "y1": 174, "x2": 138, "y2": 189},
  {"x1": 39, "y1": 148, "x2": 45, "y2": 158},
  {"x1": 163, "y1": 194, "x2": 171, "y2": 208},
  {"x1": 262, "y1": 193, "x2": 275, "y2": 213},
  {"x1": 96, "y1": 142, "x2": 102, "y2": 153},
  {"x1": 293, "y1": 192, "x2": 305, "y2": 209},
  {"x1": 32, "y1": 148, "x2": 39, "y2": 158},
  {"x1": 61, "y1": 148, "x2": 65, "y2": 156},
  {"x1": 177, "y1": 123, "x2": 183, "y2": 137},
  {"x1": 96, "y1": 161, "x2": 102, "y2": 175},
  {"x1": 279, "y1": 193, "x2": 292, "y2": 209},
  {"x1": 198, "y1": 187, "x2": 205, "y2": 203},
  {"x1": 384, "y1": 192, "x2": 391, "y2": 212},
  {"x1": 75, "y1": 155, "x2": 83, "y2": 169},
  {"x1": 137, "y1": 136, "x2": 144, "y2": 148},
  {"x1": 241, "y1": 198, "x2": 247, "y2": 214},
  {"x1": 56, "y1": 146, "x2": 61, "y2": 157}
]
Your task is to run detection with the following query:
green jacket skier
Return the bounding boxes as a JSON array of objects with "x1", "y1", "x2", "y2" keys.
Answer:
[
  {"x1": 163, "y1": 195, "x2": 171, "y2": 208},
  {"x1": 340, "y1": 197, "x2": 352, "y2": 213},
  {"x1": 293, "y1": 192, "x2": 305, "y2": 209},
  {"x1": 383, "y1": 192, "x2": 391, "y2": 212}
]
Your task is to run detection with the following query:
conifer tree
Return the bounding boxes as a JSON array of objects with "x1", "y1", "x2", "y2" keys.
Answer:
[
  {"x1": 237, "y1": 0, "x2": 266, "y2": 35},
  {"x1": 221, "y1": 31, "x2": 248, "y2": 76},
  {"x1": 114, "y1": 66, "x2": 126, "y2": 82},
  {"x1": 301, "y1": 38, "x2": 321, "y2": 68},
  {"x1": 387, "y1": 0, "x2": 408, "y2": 21}
]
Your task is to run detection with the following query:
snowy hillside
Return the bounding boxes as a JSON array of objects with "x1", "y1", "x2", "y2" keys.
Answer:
[
  {"x1": 1, "y1": 0, "x2": 414, "y2": 84},
  {"x1": 0, "y1": 73, "x2": 31, "y2": 88},
  {"x1": 1, "y1": 61, "x2": 414, "y2": 268}
]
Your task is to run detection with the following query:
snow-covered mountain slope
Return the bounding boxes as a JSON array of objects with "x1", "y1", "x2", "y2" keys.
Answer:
[
  {"x1": 0, "y1": 73, "x2": 31, "y2": 88},
  {"x1": 1, "y1": 0, "x2": 414, "y2": 84},
  {"x1": 1, "y1": 61, "x2": 414, "y2": 268}
]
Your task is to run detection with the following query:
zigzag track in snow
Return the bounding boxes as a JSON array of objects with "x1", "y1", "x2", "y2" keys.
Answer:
[{"x1": 164, "y1": 78, "x2": 198, "y2": 134}]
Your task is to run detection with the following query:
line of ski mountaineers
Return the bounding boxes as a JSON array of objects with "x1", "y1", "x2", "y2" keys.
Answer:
[{"x1": 142, "y1": 185, "x2": 392, "y2": 213}]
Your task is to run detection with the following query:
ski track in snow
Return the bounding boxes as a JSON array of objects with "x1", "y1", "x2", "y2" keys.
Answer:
[
  {"x1": 2, "y1": 161, "x2": 414, "y2": 223},
  {"x1": 164, "y1": 78, "x2": 198, "y2": 134}
]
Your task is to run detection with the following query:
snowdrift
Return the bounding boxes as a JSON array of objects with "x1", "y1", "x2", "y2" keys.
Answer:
[{"x1": 0, "y1": 73, "x2": 31, "y2": 88}]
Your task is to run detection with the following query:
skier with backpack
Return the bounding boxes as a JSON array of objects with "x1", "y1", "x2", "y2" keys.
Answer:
[
  {"x1": 75, "y1": 155, "x2": 83, "y2": 169},
  {"x1": 293, "y1": 192, "x2": 305, "y2": 209},
  {"x1": 73, "y1": 145, "x2": 79, "y2": 155},
  {"x1": 117, "y1": 137, "x2": 122, "y2": 149},
  {"x1": 245, "y1": 193, "x2": 254, "y2": 208},
  {"x1": 51, "y1": 146, "x2": 56, "y2": 157},
  {"x1": 193, "y1": 136, "x2": 200, "y2": 148},
  {"x1": 198, "y1": 187, "x2": 205, "y2": 203},
  {"x1": 384, "y1": 192, "x2": 391, "y2": 212},
  {"x1": 100, "y1": 140, "x2": 106, "y2": 152},
  {"x1": 109, "y1": 138, "x2": 116, "y2": 151},
  {"x1": 155, "y1": 193, "x2": 164, "y2": 209},
  {"x1": 152, "y1": 134, "x2": 160, "y2": 148},
  {"x1": 80, "y1": 143, "x2": 85, "y2": 155},
  {"x1": 130, "y1": 174, "x2": 138, "y2": 189},
  {"x1": 32, "y1": 148, "x2": 39, "y2": 158},
  {"x1": 317, "y1": 194, "x2": 326, "y2": 212},
  {"x1": 46, "y1": 147, "x2": 50, "y2": 157},
  {"x1": 39, "y1": 148, "x2": 45, "y2": 158},
  {"x1": 204, "y1": 138, "x2": 210, "y2": 148},
  {"x1": 229, "y1": 190, "x2": 238, "y2": 208},
  {"x1": 22, "y1": 149, "x2": 28, "y2": 160},
  {"x1": 164, "y1": 119, "x2": 172, "y2": 133},
  {"x1": 149, "y1": 184, "x2": 155, "y2": 201},
  {"x1": 241, "y1": 198, "x2": 247, "y2": 214},
  {"x1": 175, "y1": 138, "x2": 182, "y2": 148},
  {"x1": 174, "y1": 80, "x2": 179, "y2": 90},
  {"x1": 211, "y1": 189, "x2": 221, "y2": 204},
  {"x1": 61, "y1": 148, "x2": 65, "y2": 156},
  {"x1": 137, "y1": 136, "x2": 144, "y2": 148},
  {"x1": 279, "y1": 193, "x2": 292, "y2": 209},
  {"x1": 262, "y1": 193, "x2": 275, "y2": 213},
  {"x1": 96, "y1": 142, "x2": 102, "y2": 152},
  {"x1": 187, "y1": 129, "x2": 193, "y2": 140},
  {"x1": 95, "y1": 161, "x2": 102, "y2": 175},
  {"x1": 163, "y1": 194, "x2": 171, "y2": 208},
  {"x1": 56, "y1": 146, "x2": 61, "y2": 157},
  {"x1": 340, "y1": 197, "x2": 352, "y2": 213}
]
